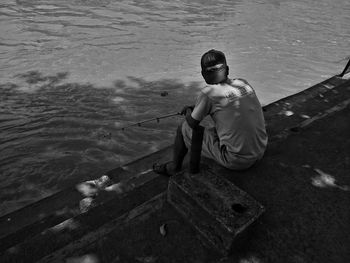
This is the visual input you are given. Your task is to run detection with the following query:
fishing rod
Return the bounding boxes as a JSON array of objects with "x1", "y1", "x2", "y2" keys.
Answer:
[
  {"x1": 115, "y1": 112, "x2": 182, "y2": 131},
  {"x1": 338, "y1": 57, "x2": 350, "y2": 77}
]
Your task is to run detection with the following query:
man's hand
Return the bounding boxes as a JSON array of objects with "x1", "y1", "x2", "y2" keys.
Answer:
[{"x1": 180, "y1": 105, "x2": 195, "y2": 116}]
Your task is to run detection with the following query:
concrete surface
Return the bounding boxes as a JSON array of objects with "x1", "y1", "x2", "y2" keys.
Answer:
[
  {"x1": 49, "y1": 93, "x2": 350, "y2": 263},
  {"x1": 0, "y1": 74, "x2": 349, "y2": 263}
]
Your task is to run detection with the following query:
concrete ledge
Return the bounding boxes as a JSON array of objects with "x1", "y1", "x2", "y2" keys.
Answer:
[
  {"x1": 264, "y1": 77, "x2": 350, "y2": 142},
  {"x1": 0, "y1": 148, "x2": 172, "y2": 252},
  {"x1": 38, "y1": 193, "x2": 167, "y2": 263},
  {"x1": 0, "y1": 174, "x2": 168, "y2": 263}
]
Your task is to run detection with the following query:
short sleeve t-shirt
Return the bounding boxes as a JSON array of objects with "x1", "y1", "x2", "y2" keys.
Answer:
[{"x1": 191, "y1": 78, "x2": 268, "y2": 160}]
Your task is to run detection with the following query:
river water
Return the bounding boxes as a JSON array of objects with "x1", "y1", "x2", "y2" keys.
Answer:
[{"x1": 0, "y1": 0, "x2": 349, "y2": 216}]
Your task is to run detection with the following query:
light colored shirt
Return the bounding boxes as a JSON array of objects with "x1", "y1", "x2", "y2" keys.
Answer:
[{"x1": 191, "y1": 78, "x2": 268, "y2": 160}]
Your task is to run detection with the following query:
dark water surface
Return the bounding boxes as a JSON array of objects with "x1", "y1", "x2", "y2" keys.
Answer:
[{"x1": 0, "y1": 0, "x2": 349, "y2": 215}]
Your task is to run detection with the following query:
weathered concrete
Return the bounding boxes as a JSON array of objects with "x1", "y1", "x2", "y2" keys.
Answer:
[
  {"x1": 0, "y1": 175, "x2": 168, "y2": 263},
  {"x1": 56, "y1": 79, "x2": 348, "y2": 263},
  {"x1": 38, "y1": 193, "x2": 167, "y2": 263},
  {"x1": 0, "y1": 148, "x2": 171, "y2": 252},
  {"x1": 168, "y1": 170, "x2": 264, "y2": 255}
]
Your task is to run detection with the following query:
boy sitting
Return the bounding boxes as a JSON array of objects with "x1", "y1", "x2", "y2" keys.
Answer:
[{"x1": 153, "y1": 49, "x2": 268, "y2": 175}]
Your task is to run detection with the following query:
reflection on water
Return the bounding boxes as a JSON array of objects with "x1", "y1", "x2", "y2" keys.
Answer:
[{"x1": 0, "y1": 0, "x2": 349, "y2": 215}]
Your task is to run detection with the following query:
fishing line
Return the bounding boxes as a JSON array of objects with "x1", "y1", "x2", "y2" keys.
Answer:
[
  {"x1": 134, "y1": 126, "x2": 177, "y2": 135},
  {"x1": 115, "y1": 112, "x2": 182, "y2": 132}
]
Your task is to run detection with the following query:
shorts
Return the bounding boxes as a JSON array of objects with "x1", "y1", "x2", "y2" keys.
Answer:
[{"x1": 181, "y1": 121, "x2": 256, "y2": 170}]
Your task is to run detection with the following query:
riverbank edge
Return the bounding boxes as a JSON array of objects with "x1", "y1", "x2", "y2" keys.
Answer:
[{"x1": 0, "y1": 70, "x2": 349, "y2": 262}]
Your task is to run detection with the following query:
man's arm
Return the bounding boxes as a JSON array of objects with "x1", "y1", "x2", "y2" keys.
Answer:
[
  {"x1": 185, "y1": 109, "x2": 200, "y2": 129},
  {"x1": 184, "y1": 92, "x2": 211, "y2": 130}
]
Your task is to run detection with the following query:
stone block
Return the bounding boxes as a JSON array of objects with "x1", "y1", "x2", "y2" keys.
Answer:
[{"x1": 168, "y1": 170, "x2": 264, "y2": 255}]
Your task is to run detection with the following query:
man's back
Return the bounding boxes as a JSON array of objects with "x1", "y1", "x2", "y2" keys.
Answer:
[{"x1": 198, "y1": 79, "x2": 268, "y2": 160}]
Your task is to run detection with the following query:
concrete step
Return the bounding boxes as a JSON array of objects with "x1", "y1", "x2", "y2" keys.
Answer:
[
  {"x1": 38, "y1": 193, "x2": 167, "y2": 263},
  {"x1": 0, "y1": 147, "x2": 173, "y2": 254},
  {"x1": 0, "y1": 167, "x2": 133, "y2": 252},
  {"x1": 168, "y1": 170, "x2": 264, "y2": 255},
  {"x1": 0, "y1": 172, "x2": 168, "y2": 263}
]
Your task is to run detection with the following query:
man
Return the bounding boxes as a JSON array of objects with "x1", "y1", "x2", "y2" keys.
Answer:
[{"x1": 153, "y1": 49, "x2": 268, "y2": 175}]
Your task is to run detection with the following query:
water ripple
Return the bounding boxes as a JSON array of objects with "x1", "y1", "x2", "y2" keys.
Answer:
[{"x1": 1, "y1": 0, "x2": 350, "y2": 215}]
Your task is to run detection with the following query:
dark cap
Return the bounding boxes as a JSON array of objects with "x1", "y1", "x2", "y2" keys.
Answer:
[{"x1": 201, "y1": 49, "x2": 227, "y2": 71}]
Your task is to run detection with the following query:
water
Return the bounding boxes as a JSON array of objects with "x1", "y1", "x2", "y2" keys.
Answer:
[{"x1": 0, "y1": 0, "x2": 349, "y2": 216}]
